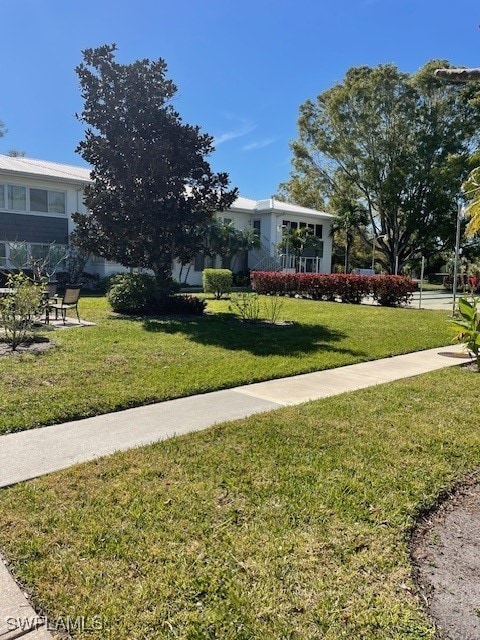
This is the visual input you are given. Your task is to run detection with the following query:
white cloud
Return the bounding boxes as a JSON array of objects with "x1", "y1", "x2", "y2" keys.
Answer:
[
  {"x1": 242, "y1": 137, "x2": 277, "y2": 152},
  {"x1": 213, "y1": 117, "x2": 256, "y2": 147}
]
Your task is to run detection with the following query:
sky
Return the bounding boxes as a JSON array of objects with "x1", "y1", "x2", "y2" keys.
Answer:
[{"x1": 0, "y1": 0, "x2": 479, "y2": 200}]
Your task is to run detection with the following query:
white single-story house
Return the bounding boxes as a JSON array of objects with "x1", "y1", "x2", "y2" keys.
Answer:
[{"x1": 0, "y1": 154, "x2": 334, "y2": 285}]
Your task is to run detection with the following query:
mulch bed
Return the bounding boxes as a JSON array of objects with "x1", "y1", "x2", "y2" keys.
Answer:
[
  {"x1": 411, "y1": 472, "x2": 480, "y2": 640},
  {"x1": 0, "y1": 338, "x2": 54, "y2": 357}
]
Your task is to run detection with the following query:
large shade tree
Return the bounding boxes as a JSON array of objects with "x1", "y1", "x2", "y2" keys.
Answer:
[
  {"x1": 72, "y1": 44, "x2": 237, "y2": 294},
  {"x1": 281, "y1": 60, "x2": 480, "y2": 273}
]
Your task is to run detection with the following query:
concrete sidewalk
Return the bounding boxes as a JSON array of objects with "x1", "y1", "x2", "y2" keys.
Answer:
[
  {"x1": 0, "y1": 343, "x2": 469, "y2": 489},
  {"x1": 0, "y1": 343, "x2": 470, "y2": 639}
]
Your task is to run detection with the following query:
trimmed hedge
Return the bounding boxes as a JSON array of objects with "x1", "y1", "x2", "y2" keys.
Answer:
[
  {"x1": 250, "y1": 272, "x2": 416, "y2": 307},
  {"x1": 202, "y1": 268, "x2": 233, "y2": 299}
]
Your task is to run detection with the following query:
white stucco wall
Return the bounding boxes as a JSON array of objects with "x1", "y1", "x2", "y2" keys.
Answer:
[{"x1": 0, "y1": 156, "x2": 335, "y2": 284}]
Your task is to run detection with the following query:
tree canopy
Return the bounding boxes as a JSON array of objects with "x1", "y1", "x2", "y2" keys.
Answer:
[
  {"x1": 281, "y1": 60, "x2": 480, "y2": 273},
  {"x1": 72, "y1": 44, "x2": 237, "y2": 292}
]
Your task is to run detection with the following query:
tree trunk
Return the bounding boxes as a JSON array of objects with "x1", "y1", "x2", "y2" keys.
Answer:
[{"x1": 151, "y1": 259, "x2": 175, "y2": 299}]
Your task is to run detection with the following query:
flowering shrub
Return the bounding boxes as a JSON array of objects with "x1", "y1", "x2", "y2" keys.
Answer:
[{"x1": 250, "y1": 272, "x2": 416, "y2": 307}]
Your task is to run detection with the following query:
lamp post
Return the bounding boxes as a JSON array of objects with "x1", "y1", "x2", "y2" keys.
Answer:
[{"x1": 452, "y1": 204, "x2": 464, "y2": 315}]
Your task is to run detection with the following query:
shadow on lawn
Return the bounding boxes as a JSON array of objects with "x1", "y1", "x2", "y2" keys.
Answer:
[{"x1": 141, "y1": 314, "x2": 364, "y2": 358}]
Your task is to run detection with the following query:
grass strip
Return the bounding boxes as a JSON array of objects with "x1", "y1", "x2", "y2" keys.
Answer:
[
  {"x1": 0, "y1": 365, "x2": 477, "y2": 639},
  {"x1": 0, "y1": 296, "x2": 454, "y2": 434}
]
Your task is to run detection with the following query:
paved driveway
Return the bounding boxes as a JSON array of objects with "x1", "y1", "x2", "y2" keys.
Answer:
[{"x1": 410, "y1": 290, "x2": 457, "y2": 311}]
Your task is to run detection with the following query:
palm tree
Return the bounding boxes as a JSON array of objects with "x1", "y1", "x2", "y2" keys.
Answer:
[
  {"x1": 463, "y1": 167, "x2": 480, "y2": 238},
  {"x1": 330, "y1": 199, "x2": 369, "y2": 273},
  {"x1": 230, "y1": 226, "x2": 262, "y2": 271},
  {"x1": 203, "y1": 219, "x2": 262, "y2": 270}
]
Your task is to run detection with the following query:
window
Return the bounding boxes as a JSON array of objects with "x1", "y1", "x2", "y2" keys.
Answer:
[
  {"x1": 7, "y1": 242, "x2": 29, "y2": 267},
  {"x1": 0, "y1": 184, "x2": 65, "y2": 214},
  {"x1": 7, "y1": 185, "x2": 26, "y2": 211},
  {"x1": 253, "y1": 219, "x2": 261, "y2": 237},
  {"x1": 30, "y1": 188, "x2": 48, "y2": 212},
  {"x1": 0, "y1": 243, "x2": 6, "y2": 266},
  {"x1": 281, "y1": 220, "x2": 322, "y2": 238},
  {"x1": 223, "y1": 217, "x2": 232, "y2": 225},
  {"x1": 30, "y1": 244, "x2": 52, "y2": 262},
  {"x1": 30, "y1": 243, "x2": 67, "y2": 270},
  {"x1": 48, "y1": 191, "x2": 66, "y2": 214},
  {"x1": 30, "y1": 188, "x2": 65, "y2": 214}
]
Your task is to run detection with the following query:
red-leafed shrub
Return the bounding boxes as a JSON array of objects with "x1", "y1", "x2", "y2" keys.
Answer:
[
  {"x1": 250, "y1": 271, "x2": 416, "y2": 306},
  {"x1": 330, "y1": 274, "x2": 372, "y2": 303},
  {"x1": 250, "y1": 271, "x2": 297, "y2": 294},
  {"x1": 370, "y1": 275, "x2": 416, "y2": 307}
]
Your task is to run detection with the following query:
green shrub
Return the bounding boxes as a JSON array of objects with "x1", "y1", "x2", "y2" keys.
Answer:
[
  {"x1": 157, "y1": 295, "x2": 206, "y2": 316},
  {"x1": 202, "y1": 269, "x2": 233, "y2": 299},
  {"x1": 451, "y1": 295, "x2": 480, "y2": 370},
  {"x1": 107, "y1": 273, "x2": 157, "y2": 314},
  {"x1": 0, "y1": 272, "x2": 44, "y2": 350}
]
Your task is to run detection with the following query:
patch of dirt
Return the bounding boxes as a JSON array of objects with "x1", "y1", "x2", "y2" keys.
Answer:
[
  {"x1": 0, "y1": 338, "x2": 53, "y2": 357},
  {"x1": 411, "y1": 474, "x2": 480, "y2": 640}
]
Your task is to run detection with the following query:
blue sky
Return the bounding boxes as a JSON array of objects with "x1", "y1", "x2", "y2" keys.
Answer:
[{"x1": 1, "y1": 0, "x2": 479, "y2": 199}]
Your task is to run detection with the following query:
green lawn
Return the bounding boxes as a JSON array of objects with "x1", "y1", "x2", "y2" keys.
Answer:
[
  {"x1": 0, "y1": 365, "x2": 477, "y2": 639},
  {"x1": 0, "y1": 295, "x2": 454, "y2": 434}
]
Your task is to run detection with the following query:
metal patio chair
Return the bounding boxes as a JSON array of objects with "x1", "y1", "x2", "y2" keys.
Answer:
[{"x1": 48, "y1": 285, "x2": 82, "y2": 324}]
